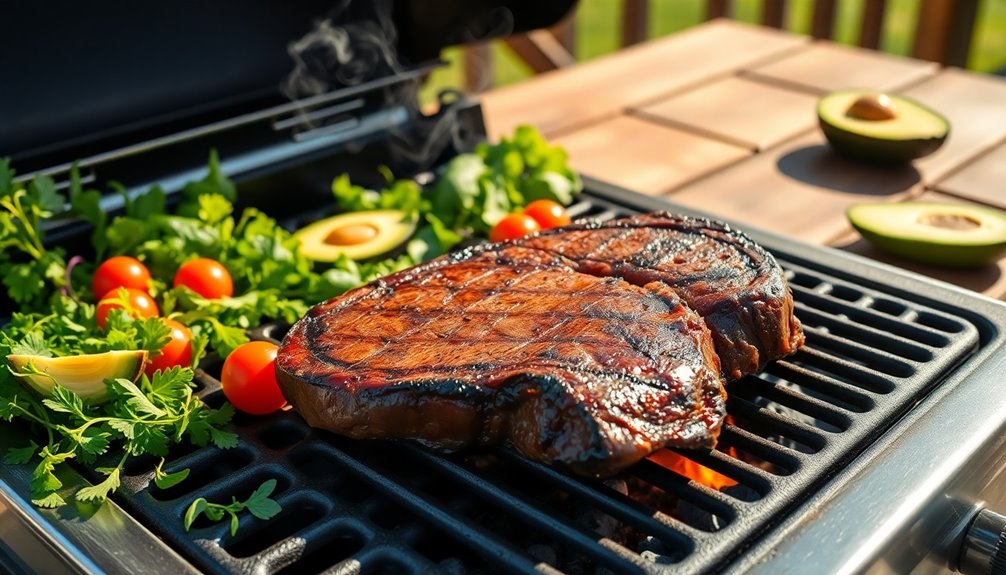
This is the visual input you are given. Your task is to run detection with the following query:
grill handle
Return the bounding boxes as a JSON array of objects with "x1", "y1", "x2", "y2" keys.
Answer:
[{"x1": 959, "y1": 508, "x2": 1006, "y2": 575}]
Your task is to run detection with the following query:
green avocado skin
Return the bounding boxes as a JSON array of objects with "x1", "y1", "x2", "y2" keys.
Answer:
[
  {"x1": 819, "y1": 120, "x2": 948, "y2": 164},
  {"x1": 852, "y1": 224, "x2": 1006, "y2": 267}
]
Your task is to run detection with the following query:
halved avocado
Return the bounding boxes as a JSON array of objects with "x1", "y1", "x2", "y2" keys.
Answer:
[
  {"x1": 294, "y1": 209, "x2": 417, "y2": 262},
  {"x1": 818, "y1": 90, "x2": 949, "y2": 163},
  {"x1": 6, "y1": 349, "x2": 148, "y2": 402},
  {"x1": 847, "y1": 202, "x2": 1006, "y2": 267}
]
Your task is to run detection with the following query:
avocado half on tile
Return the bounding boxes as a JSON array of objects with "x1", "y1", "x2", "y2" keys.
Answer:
[
  {"x1": 847, "y1": 202, "x2": 1006, "y2": 267},
  {"x1": 818, "y1": 90, "x2": 949, "y2": 163}
]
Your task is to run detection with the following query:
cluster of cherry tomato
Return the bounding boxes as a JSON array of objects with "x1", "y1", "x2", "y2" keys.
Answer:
[
  {"x1": 488, "y1": 199, "x2": 571, "y2": 243},
  {"x1": 91, "y1": 256, "x2": 286, "y2": 415}
]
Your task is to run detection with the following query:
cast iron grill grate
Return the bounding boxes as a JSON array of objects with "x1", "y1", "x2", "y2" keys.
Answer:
[{"x1": 88, "y1": 192, "x2": 979, "y2": 575}]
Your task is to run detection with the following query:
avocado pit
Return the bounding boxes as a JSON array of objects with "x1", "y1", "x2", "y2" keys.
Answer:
[
  {"x1": 919, "y1": 213, "x2": 981, "y2": 231},
  {"x1": 846, "y1": 93, "x2": 897, "y2": 121},
  {"x1": 324, "y1": 223, "x2": 379, "y2": 246}
]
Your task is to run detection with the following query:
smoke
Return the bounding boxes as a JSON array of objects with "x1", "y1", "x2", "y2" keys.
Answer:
[
  {"x1": 282, "y1": 0, "x2": 401, "y2": 100},
  {"x1": 281, "y1": 1, "x2": 516, "y2": 170}
]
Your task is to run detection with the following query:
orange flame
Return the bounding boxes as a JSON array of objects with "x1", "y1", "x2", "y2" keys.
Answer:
[
  {"x1": 648, "y1": 416, "x2": 739, "y2": 491},
  {"x1": 648, "y1": 449, "x2": 738, "y2": 491}
]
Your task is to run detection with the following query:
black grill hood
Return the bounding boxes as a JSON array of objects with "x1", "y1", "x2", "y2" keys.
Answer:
[{"x1": 1, "y1": 0, "x2": 576, "y2": 169}]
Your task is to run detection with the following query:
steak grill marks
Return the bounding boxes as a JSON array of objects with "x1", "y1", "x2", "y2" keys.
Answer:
[
  {"x1": 278, "y1": 245, "x2": 727, "y2": 476},
  {"x1": 514, "y1": 212, "x2": 805, "y2": 381}
]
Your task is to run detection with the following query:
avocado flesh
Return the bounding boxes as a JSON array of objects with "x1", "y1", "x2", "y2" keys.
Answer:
[
  {"x1": 295, "y1": 210, "x2": 417, "y2": 262},
  {"x1": 848, "y1": 202, "x2": 1006, "y2": 267},
  {"x1": 6, "y1": 349, "x2": 148, "y2": 402},
  {"x1": 818, "y1": 91, "x2": 949, "y2": 163}
]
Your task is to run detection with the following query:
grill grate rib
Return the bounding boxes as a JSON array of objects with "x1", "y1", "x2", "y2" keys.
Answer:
[{"x1": 66, "y1": 193, "x2": 982, "y2": 575}]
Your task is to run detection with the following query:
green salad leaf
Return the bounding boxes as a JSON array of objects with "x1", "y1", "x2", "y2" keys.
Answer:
[{"x1": 330, "y1": 124, "x2": 581, "y2": 265}]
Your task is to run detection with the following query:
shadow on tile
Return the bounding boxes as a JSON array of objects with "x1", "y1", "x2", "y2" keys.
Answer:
[
  {"x1": 776, "y1": 145, "x2": 921, "y2": 196},
  {"x1": 833, "y1": 237, "x2": 1004, "y2": 294}
]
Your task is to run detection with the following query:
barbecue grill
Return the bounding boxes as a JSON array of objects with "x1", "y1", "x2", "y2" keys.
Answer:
[{"x1": 4, "y1": 2, "x2": 1006, "y2": 574}]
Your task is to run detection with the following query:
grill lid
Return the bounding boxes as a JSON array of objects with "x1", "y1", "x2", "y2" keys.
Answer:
[{"x1": 1, "y1": 0, "x2": 576, "y2": 169}]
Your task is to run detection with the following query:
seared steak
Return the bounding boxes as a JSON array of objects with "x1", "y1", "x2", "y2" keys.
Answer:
[
  {"x1": 515, "y1": 212, "x2": 804, "y2": 380},
  {"x1": 277, "y1": 246, "x2": 727, "y2": 477}
]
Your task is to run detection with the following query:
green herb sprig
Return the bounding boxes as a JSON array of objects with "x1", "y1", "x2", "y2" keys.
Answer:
[{"x1": 184, "y1": 479, "x2": 283, "y2": 536}]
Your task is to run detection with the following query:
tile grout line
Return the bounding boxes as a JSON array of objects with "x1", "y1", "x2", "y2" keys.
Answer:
[
  {"x1": 622, "y1": 41, "x2": 814, "y2": 114},
  {"x1": 625, "y1": 108, "x2": 757, "y2": 152},
  {"x1": 738, "y1": 60, "x2": 941, "y2": 99}
]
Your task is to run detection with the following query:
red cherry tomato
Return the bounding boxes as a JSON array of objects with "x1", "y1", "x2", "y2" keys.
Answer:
[
  {"x1": 96, "y1": 288, "x2": 160, "y2": 330},
  {"x1": 220, "y1": 341, "x2": 286, "y2": 415},
  {"x1": 523, "y1": 199, "x2": 571, "y2": 230},
  {"x1": 489, "y1": 213, "x2": 541, "y2": 243},
  {"x1": 145, "y1": 319, "x2": 193, "y2": 376},
  {"x1": 92, "y1": 256, "x2": 152, "y2": 300},
  {"x1": 173, "y1": 258, "x2": 234, "y2": 299}
]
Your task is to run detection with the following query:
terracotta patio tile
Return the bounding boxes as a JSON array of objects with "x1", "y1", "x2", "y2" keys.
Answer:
[
  {"x1": 554, "y1": 115, "x2": 750, "y2": 196},
  {"x1": 631, "y1": 76, "x2": 819, "y2": 151}
]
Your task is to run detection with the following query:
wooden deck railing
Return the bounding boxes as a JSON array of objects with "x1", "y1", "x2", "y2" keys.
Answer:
[{"x1": 463, "y1": 0, "x2": 980, "y2": 93}]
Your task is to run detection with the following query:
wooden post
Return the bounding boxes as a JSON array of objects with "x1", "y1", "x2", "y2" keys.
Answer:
[
  {"x1": 859, "y1": 0, "x2": 887, "y2": 49},
  {"x1": 706, "y1": 0, "x2": 729, "y2": 20},
  {"x1": 622, "y1": 0, "x2": 649, "y2": 47},
  {"x1": 913, "y1": 0, "x2": 979, "y2": 67},
  {"x1": 762, "y1": 0, "x2": 785, "y2": 28},
  {"x1": 811, "y1": 0, "x2": 837, "y2": 39}
]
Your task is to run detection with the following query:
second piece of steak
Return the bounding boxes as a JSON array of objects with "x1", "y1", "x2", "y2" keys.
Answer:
[
  {"x1": 515, "y1": 212, "x2": 805, "y2": 380},
  {"x1": 277, "y1": 246, "x2": 727, "y2": 477}
]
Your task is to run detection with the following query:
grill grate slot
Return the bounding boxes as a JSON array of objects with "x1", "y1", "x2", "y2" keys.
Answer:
[
  {"x1": 629, "y1": 460, "x2": 739, "y2": 532},
  {"x1": 53, "y1": 191, "x2": 984, "y2": 575},
  {"x1": 273, "y1": 521, "x2": 370, "y2": 575},
  {"x1": 789, "y1": 284, "x2": 953, "y2": 348},
  {"x1": 731, "y1": 376, "x2": 853, "y2": 432},
  {"x1": 784, "y1": 347, "x2": 897, "y2": 394},
  {"x1": 801, "y1": 330, "x2": 917, "y2": 378},
  {"x1": 914, "y1": 310, "x2": 968, "y2": 333},
  {"x1": 727, "y1": 394, "x2": 838, "y2": 441},
  {"x1": 763, "y1": 363, "x2": 876, "y2": 413},
  {"x1": 716, "y1": 426, "x2": 802, "y2": 474},
  {"x1": 795, "y1": 305, "x2": 935, "y2": 363}
]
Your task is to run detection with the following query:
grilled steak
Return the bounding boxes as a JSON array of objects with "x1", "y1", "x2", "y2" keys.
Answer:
[
  {"x1": 277, "y1": 246, "x2": 727, "y2": 477},
  {"x1": 515, "y1": 212, "x2": 804, "y2": 380}
]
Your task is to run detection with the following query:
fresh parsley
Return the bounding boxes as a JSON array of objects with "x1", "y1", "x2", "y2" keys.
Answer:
[
  {"x1": 0, "y1": 367, "x2": 236, "y2": 507},
  {"x1": 184, "y1": 479, "x2": 283, "y2": 536}
]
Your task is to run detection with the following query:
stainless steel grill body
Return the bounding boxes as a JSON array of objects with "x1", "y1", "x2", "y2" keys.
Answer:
[{"x1": 2, "y1": 175, "x2": 1005, "y2": 575}]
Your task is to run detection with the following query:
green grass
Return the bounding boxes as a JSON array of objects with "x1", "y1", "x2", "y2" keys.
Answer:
[{"x1": 420, "y1": 0, "x2": 1006, "y2": 106}]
